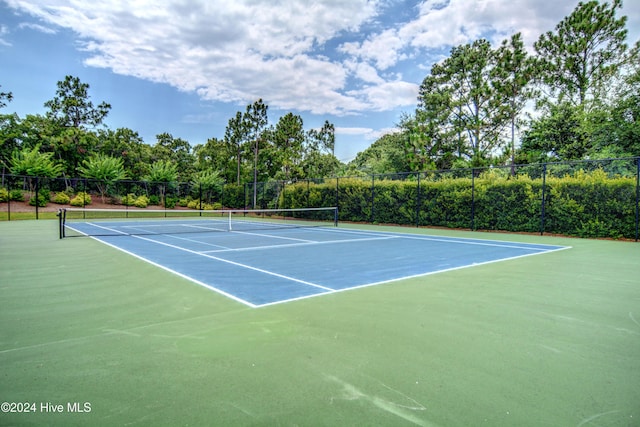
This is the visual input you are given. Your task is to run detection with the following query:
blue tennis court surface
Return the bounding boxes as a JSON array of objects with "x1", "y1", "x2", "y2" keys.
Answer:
[{"x1": 70, "y1": 222, "x2": 570, "y2": 307}]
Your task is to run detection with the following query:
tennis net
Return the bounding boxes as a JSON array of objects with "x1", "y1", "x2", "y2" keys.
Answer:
[{"x1": 58, "y1": 207, "x2": 338, "y2": 238}]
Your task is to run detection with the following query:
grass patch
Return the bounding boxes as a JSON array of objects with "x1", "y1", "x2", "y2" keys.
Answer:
[{"x1": 0, "y1": 211, "x2": 60, "y2": 221}]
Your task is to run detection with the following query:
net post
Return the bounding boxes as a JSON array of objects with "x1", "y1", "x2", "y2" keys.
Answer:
[
  {"x1": 540, "y1": 163, "x2": 547, "y2": 236},
  {"x1": 334, "y1": 207, "x2": 338, "y2": 227},
  {"x1": 57, "y1": 208, "x2": 66, "y2": 239},
  {"x1": 635, "y1": 157, "x2": 639, "y2": 242}
]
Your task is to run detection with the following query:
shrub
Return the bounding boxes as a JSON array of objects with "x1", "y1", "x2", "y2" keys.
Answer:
[
  {"x1": 0, "y1": 188, "x2": 7, "y2": 202},
  {"x1": 134, "y1": 195, "x2": 149, "y2": 208},
  {"x1": 52, "y1": 192, "x2": 71, "y2": 204},
  {"x1": 148, "y1": 195, "x2": 160, "y2": 206},
  {"x1": 121, "y1": 193, "x2": 137, "y2": 206},
  {"x1": 164, "y1": 197, "x2": 177, "y2": 209},
  {"x1": 28, "y1": 194, "x2": 48, "y2": 207},
  {"x1": 70, "y1": 192, "x2": 92, "y2": 207},
  {"x1": 221, "y1": 184, "x2": 244, "y2": 208},
  {"x1": 280, "y1": 169, "x2": 637, "y2": 239},
  {"x1": 9, "y1": 189, "x2": 24, "y2": 201},
  {"x1": 28, "y1": 188, "x2": 51, "y2": 207},
  {"x1": 28, "y1": 195, "x2": 43, "y2": 207}
]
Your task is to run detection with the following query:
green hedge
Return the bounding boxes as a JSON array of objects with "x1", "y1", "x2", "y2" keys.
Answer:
[
  {"x1": 545, "y1": 170, "x2": 636, "y2": 239},
  {"x1": 280, "y1": 170, "x2": 638, "y2": 239}
]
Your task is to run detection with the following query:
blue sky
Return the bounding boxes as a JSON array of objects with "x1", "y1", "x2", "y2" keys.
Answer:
[{"x1": 1, "y1": 0, "x2": 639, "y2": 162}]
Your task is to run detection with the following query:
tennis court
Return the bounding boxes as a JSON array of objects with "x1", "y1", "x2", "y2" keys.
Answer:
[
  {"x1": 1, "y1": 217, "x2": 638, "y2": 427},
  {"x1": 59, "y1": 208, "x2": 569, "y2": 307}
]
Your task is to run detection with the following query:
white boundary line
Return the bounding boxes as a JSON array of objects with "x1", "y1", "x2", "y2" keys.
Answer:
[
  {"x1": 66, "y1": 223, "x2": 571, "y2": 308},
  {"x1": 230, "y1": 230, "x2": 315, "y2": 243},
  {"x1": 254, "y1": 245, "x2": 571, "y2": 308},
  {"x1": 80, "y1": 234, "x2": 259, "y2": 308},
  {"x1": 131, "y1": 234, "x2": 335, "y2": 291},
  {"x1": 163, "y1": 233, "x2": 232, "y2": 250},
  {"x1": 201, "y1": 235, "x2": 400, "y2": 253},
  {"x1": 316, "y1": 227, "x2": 572, "y2": 250}
]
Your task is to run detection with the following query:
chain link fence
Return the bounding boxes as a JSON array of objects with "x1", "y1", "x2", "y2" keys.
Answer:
[{"x1": 2, "y1": 157, "x2": 639, "y2": 240}]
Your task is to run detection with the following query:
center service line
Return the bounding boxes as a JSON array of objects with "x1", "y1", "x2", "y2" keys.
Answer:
[{"x1": 131, "y1": 234, "x2": 336, "y2": 292}]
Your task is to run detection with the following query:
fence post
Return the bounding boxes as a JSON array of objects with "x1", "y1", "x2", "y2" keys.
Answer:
[
  {"x1": 416, "y1": 172, "x2": 421, "y2": 228},
  {"x1": 540, "y1": 163, "x2": 547, "y2": 236},
  {"x1": 281, "y1": 181, "x2": 286, "y2": 210},
  {"x1": 83, "y1": 179, "x2": 88, "y2": 210},
  {"x1": 370, "y1": 174, "x2": 375, "y2": 223},
  {"x1": 7, "y1": 176, "x2": 11, "y2": 221},
  {"x1": 162, "y1": 183, "x2": 166, "y2": 211},
  {"x1": 471, "y1": 168, "x2": 475, "y2": 231},
  {"x1": 635, "y1": 157, "x2": 639, "y2": 242},
  {"x1": 35, "y1": 176, "x2": 39, "y2": 220},
  {"x1": 335, "y1": 177, "x2": 339, "y2": 216}
]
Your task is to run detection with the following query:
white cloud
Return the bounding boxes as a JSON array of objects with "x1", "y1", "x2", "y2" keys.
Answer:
[
  {"x1": 18, "y1": 22, "x2": 57, "y2": 34},
  {"x1": 348, "y1": 80, "x2": 419, "y2": 111},
  {"x1": 5, "y1": 0, "x2": 390, "y2": 116},
  {"x1": 0, "y1": 25, "x2": 11, "y2": 46},
  {"x1": 336, "y1": 125, "x2": 399, "y2": 140},
  {"x1": 340, "y1": 27, "x2": 407, "y2": 70},
  {"x1": 343, "y1": 59, "x2": 384, "y2": 84},
  {"x1": 336, "y1": 126, "x2": 373, "y2": 136}
]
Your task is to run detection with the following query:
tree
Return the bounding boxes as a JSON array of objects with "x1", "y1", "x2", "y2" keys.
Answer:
[
  {"x1": 144, "y1": 160, "x2": 178, "y2": 183},
  {"x1": 0, "y1": 113, "x2": 21, "y2": 175},
  {"x1": 300, "y1": 151, "x2": 341, "y2": 178},
  {"x1": 591, "y1": 45, "x2": 640, "y2": 157},
  {"x1": 144, "y1": 160, "x2": 179, "y2": 204},
  {"x1": 534, "y1": 0, "x2": 628, "y2": 107},
  {"x1": 302, "y1": 120, "x2": 337, "y2": 178},
  {"x1": 519, "y1": 102, "x2": 590, "y2": 161},
  {"x1": 0, "y1": 85, "x2": 13, "y2": 109},
  {"x1": 417, "y1": 39, "x2": 509, "y2": 167},
  {"x1": 243, "y1": 99, "x2": 269, "y2": 207},
  {"x1": 224, "y1": 111, "x2": 248, "y2": 185},
  {"x1": 349, "y1": 132, "x2": 409, "y2": 174},
  {"x1": 78, "y1": 153, "x2": 127, "y2": 202},
  {"x1": 271, "y1": 112, "x2": 305, "y2": 180},
  {"x1": 43, "y1": 76, "x2": 111, "y2": 176},
  {"x1": 193, "y1": 137, "x2": 232, "y2": 181},
  {"x1": 10, "y1": 144, "x2": 63, "y2": 177},
  {"x1": 400, "y1": 110, "x2": 454, "y2": 171},
  {"x1": 96, "y1": 128, "x2": 151, "y2": 180},
  {"x1": 307, "y1": 120, "x2": 336, "y2": 155},
  {"x1": 492, "y1": 33, "x2": 537, "y2": 171},
  {"x1": 192, "y1": 170, "x2": 224, "y2": 205},
  {"x1": 416, "y1": 69, "x2": 462, "y2": 170},
  {"x1": 44, "y1": 75, "x2": 111, "y2": 128},
  {"x1": 10, "y1": 144, "x2": 64, "y2": 200},
  {"x1": 151, "y1": 133, "x2": 195, "y2": 181}
]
